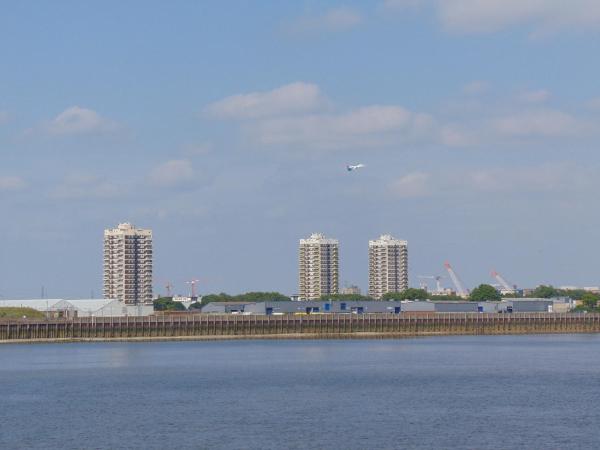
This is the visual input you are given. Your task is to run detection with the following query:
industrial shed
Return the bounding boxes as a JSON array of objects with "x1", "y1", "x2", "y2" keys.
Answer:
[
  {"x1": 223, "y1": 301, "x2": 404, "y2": 315},
  {"x1": 201, "y1": 302, "x2": 255, "y2": 314},
  {"x1": 433, "y1": 301, "x2": 479, "y2": 313},
  {"x1": 198, "y1": 298, "x2": 574, "y2": 315},
  {"x1": 499, "y1": 299, "x2": 554, "y2": 313},
  {"x1": 0, "y1": 299, "x2": 153, "y2": 317},
  {"x1": 400, "y1": 301, "x2": 435, "y2": 312}
]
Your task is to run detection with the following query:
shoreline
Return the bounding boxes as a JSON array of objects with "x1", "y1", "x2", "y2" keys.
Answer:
[
  {"x1": 1, "y1": 329, "x2": 599, "y2": 345},
  {"x1": 3, "y1": 313, "x2": 599, "y2": 343}
]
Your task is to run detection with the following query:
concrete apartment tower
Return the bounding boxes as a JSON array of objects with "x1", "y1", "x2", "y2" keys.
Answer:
[
  {"x1": 298, "y1": 233, "x2": 339, "y2": 300},
  {"x1": 103, "y1": 223, "x2": 153, "y2": 304},
  {"x1": 369, "y1": 234, "x2": 408, "y2": 299}
]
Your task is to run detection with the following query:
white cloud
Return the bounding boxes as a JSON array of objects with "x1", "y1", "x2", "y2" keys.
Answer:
[
  {"x1": 149, "y1": 159, "x2": 195, "y2": 187},
  {"x1": 435, "y1": 0, "x2": 600, "y2": 34},
  {"x1": 585, "y1": 97, "x2": 600, "y2": 110},
  {"x1": 438, "y1": 107, "x2": 588, "y2": 145},
  {"x1": 440, "y1": 124, "x2": 476, "y2": 147},
  {"x1": 42, "y1": 106, "x2": 119, "y2": 135},
  {"x1": 50, "y1": 173, "x2": 119, "y2": 199},
  {"x1": 205, "y1": 82, "x2": 326, "y2": 119},
  {"x1": 208, "y1": 82, "x2": 597, "y2": 152},
  {"x1": 0, "y1": 111, "x2": 9, "y2": 124},
  {"x1": 466, "y1": 163, "x2": 591, "y2": 193},
  {"x1": 251, "y1": 105, "x2": 436, "y2": 150},
  {"x1": 389, "y1": 172, "x2": 431, "y2": 197},
  {"x1": 491, "y1": 109, "x2": 581, "y2": 137},
  {"x1": 286, "y1": 7, "x2": 363, "y2": 34},
  {"x1": 389, "y1": 163, "x2": 593, "y2": 198},
  {"x1": 462, "y1": 80, "x2": 489, "y2": 96},
  {"x1": 518, "y1": 89, "x2": 550, "y2": 103},
  {"x1": 0, "y1": 176, "x2": 26, "y2": 191}
]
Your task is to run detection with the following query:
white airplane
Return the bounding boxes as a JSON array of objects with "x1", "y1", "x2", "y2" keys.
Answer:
[{"x1": 346, "y1": 163, "x2": 365, "y2": 172}]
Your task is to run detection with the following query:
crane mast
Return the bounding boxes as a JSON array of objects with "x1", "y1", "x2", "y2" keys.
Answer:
[
  {"x1": 165, "y1": 281, "x2": 173, "y2": 297},
  {"x1": 186, "y1": 279, "x2": 200, "y2": 298},
  {"x1": 491, "y1": 270, "x2": 516, "y2": 294},
  {"x1": 418, "y1": 275, "x2": 444, "y2": 294},
  {"x1": 444, "y1": 262, "x2": 468, "y2": 298}
]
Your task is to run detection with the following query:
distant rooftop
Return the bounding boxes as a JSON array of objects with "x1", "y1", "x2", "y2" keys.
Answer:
[
  {"x1": 300, "y1": 233, "x2": 338, "y2": 245},
  {"x1": 369, "y1": 234, "x2": 407, "y2": 246}
]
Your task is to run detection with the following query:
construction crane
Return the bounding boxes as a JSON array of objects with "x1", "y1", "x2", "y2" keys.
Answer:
[
  {"x1": 491, "y1": 270, "x2": 516, "y2": 294},
  {"x1": 444, "y1": 262, "x2": 469, "y2": 298},
  {"x1": 185, "y1": 279, "x2": 200, "y2": 298},
  {"x1": 417, "y1": 276, "x2": 431, "y2": 290},
  {"x1": 165, "y1": 281, "x2": 174, "y2": 297},
  {"x1": 418, "y1": 275, "x2": 444, "y2": 293}
]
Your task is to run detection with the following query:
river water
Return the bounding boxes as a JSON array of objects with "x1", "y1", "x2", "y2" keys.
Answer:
[{"x1": 1, "y1": 335, "x2": 599, "y2": 449}]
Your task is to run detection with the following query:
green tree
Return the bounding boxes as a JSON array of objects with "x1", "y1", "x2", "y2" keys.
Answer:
[
  {"x1": 381, "y1": 288, "x2": 428, "y2": 301},
  {"x1": 469, "y1": 284, "x2": 501, "y2": 302},
  {"x1": 502, "y1": 291, "x2": 522, "y2": 298},
  {"x1": 528, "y1": 285, "x2": 558, "y2": 298},
  {"x1": 236, "y1": 292, "x2": 291, "y2": 302},
  {"x1": 556, "y1": 289, "x2": 586, "y2": 300},
  {"x1": 153, "y1": 297, "x2": 186, "y2": 311},
  {"x1": 200, "y1": 293, "x2": 233, "y2": 305},
  {"x1": 198, "y1": 291, "x2": 291, "y2": 306},
  {"x1": 580, "y1": 292, "x2": 600, "y2": 309}
]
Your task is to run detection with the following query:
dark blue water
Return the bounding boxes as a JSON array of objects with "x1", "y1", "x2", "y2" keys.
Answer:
[{"x1": 1, "y1": 335, "x2": 600, "y2": 449}]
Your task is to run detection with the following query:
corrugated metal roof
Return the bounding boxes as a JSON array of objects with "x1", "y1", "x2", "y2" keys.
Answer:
[
  {"x1": 0, "y1": 298, "x2": 119, "y2": 312},
  {"x1": 65, "y1": 299, "x2": 120, "y2": 311}
]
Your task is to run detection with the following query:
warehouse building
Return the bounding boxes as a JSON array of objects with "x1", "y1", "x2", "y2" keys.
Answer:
[
  {"x1": 0, "y1": 299, "x2": 153, "y2": 318},
  {"x1": 498, "y1": 299, "x2": 554, "y2": 313},
  {"x1": 244, "y1": 301, "x2": 404, "y2": 315},
  {"x1": 201, "y1": 302, "x2": 255, "y2": 314},
  {"x1": 200, "y1": 298, "x2": 573, "y2": 315}
]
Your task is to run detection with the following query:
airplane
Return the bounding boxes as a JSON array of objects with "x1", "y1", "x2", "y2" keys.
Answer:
[{"x1": 346, "y1": 164, "x2": 365, "y2": 172}]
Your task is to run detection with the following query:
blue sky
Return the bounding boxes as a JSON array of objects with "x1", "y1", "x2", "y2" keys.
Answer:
[{"x1": 2, "y1": 0, "x2": 600, "y2": 298}]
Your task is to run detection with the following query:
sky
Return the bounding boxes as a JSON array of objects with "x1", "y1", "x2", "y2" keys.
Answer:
[{"x1": 2, "y1": 0, "x2": 600, "y2": 298}]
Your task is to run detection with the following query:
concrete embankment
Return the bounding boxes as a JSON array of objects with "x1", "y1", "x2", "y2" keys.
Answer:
[{"x1": 1, "y1": 313, "x2": 600, "y2": 344}]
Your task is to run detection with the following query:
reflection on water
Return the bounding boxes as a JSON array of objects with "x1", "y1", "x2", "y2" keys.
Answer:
[{"x1": 1, "y1": 335, "x2": 600, "y2": 450}]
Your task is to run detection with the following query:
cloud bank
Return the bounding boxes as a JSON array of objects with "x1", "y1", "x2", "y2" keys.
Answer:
[
  {"x1": 206, "y1": 82, "x2": 596, "y2": 151},
  {"x1": 42, "y1": 106, "x2": 119, "y2": 136},
  {"x1": 205, "y1": 82, "x2": 327, "y2": 119},
  {"x1": 286, "y1": 7, "x2": 363, "y2": 34},
  {"x1": 384, "y1": 0, "x2": 600, "y2": 35},
  {"x1": 0, "y1": 176, "x2": 26, "y2": 191}
]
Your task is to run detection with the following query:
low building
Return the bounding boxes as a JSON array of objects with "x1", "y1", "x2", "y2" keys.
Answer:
[
  {"x1": 243, "y1": 301, "x2": 404, "y2": 315},
  {"x1": 478, "y1": 302, "x2": 501, "y2": 313},
  {"x1": 433, "y1": 301, "x2": 479, "y2": 313},
  {"x1": 0, "y1": 299, "x2": 153, "y2": 318},
  {"x1": 198, "y1": 298, "x2": 575, "y2": 315},
  {"x1": 400, "y1": 301, "x2": 435, "y2": 313},
  {"x1": 583, "y1": 286, "x2": 600, "y2": 294},
  {"x1": 400, "y1": 301, "x2": 479, "y2": 313},
  {"x1": 171, "y1": 296, "x2": 196, "y2": 310},
  {"x1": 340, "y1": 285, "x2": 362, "y2": 295},
  {"x1": 201, "y1": 302, "x2": 255, "y2": 314},
  {"x1": 498, "y1": 299, "x2": 554, "y2": 313}
]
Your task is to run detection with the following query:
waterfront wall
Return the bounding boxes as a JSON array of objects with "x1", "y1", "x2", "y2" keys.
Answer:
[{"x1": 1, "y1": 313, "x2": 600, "y2": 342}]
